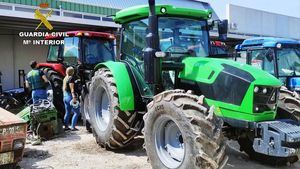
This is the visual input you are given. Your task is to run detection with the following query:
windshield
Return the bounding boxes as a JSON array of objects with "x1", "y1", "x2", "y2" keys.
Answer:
[
  {"x1": 122, "y1": 17, "x2": 209, "y2": 62},
  {"x1": 248, "y1": 49, "x2": 275, "y2": 75},
  {"x1": 63, "y1": 37, "x2": 79, "y2": 65},
  {"x1": 277, "y1": 48, "x2": 300, "y2": 76},
  {"x1": 83, "y1": 38, "x2": 114, "y2": 65},
  {"x1": 159, "y1": 17, "x2": 209, "y2": 57}
]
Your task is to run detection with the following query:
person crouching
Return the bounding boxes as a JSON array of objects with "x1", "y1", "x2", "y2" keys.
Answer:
[{"x1": 63, "y1": 67, "x2": 79, "y2": 131}]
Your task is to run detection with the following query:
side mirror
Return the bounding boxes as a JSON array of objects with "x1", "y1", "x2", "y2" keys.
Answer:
[{"x1": 218, "y1": 19, "x2": 228, "y2": 41}]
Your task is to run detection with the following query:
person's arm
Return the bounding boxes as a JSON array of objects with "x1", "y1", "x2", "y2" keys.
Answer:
[
  {"x1": 42, "y1": 75, "x2": 49, "y2": 83},
  {"x1": 25, "y1": 80, "x2": 30, "y2": 89},
  {"x1": 69, "y1": 82, "x2": 77, "y2": 102}
]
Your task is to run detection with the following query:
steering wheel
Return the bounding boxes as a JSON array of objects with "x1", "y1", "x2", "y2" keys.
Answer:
[
  {"x1": 85, "y1": 53, "x2": 97, "y2": 64},
  {"x1": 165, "y1": 45, "x2": 187, "y2": 54}
]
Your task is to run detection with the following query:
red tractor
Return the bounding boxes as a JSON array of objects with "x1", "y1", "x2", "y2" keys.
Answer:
[{"x1": 37, "y1": 31, "x2": 115, "y2": 130}]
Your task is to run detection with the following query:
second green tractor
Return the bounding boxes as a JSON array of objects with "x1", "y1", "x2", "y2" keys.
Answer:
[{"x1": 84, "y1": 1, "x2": 300, "y2": 168}]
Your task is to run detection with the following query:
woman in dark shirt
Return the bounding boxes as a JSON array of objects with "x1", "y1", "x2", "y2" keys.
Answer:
[{"x1": 63, "y1": 67, "x2": 80, "y2": 131}]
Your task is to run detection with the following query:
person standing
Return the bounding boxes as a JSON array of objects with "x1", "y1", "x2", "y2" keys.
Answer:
[
  {"x1": 63, "y1": 67, "x2": 80, "y2": 131},
  {"x1": 26, "y1": 61, "x2": 49, "y2": 103}
]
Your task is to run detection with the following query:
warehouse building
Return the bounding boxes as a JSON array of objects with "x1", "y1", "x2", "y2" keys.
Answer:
[{"x1": 0, "y1": 0, "x2": 300, "y2": 90}]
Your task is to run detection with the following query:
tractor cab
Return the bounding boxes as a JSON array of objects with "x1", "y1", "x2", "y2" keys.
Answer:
[
  {"x1": 236, "y1": 37, "x2": 300, "y2": 92},
  {"x1": 46, "y1": 31, "x2": 115, "y2": 69}
]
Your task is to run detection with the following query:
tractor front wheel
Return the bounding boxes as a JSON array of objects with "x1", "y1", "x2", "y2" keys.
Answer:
[
  {"x1": 88, "y1": 68, "x2": 142, "y2": 149},
  {"x1": 277, "y1": 86, "x2": 300, "y2": 122},
  {"x1": 80, "y1": 89, "x2": 92, "y2": 133},
  {"x1": 144, "y1": 90, "x2": 227, "y2": 169}
]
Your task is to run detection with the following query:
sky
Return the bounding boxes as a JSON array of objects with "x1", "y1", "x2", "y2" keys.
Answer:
[{"x1": 199, "y1": 0, "x2": 300, "y2": 19}]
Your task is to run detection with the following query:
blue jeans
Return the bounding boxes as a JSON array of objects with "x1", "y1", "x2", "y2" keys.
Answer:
[
  {"x1": 32, "y1": 89, "x2": 47, "y2": 103},
  {"x1": 63, "y1": 92, "x2": 80, "y2": 129}
]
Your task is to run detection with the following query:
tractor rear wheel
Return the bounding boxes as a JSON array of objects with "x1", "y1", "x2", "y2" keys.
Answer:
[
  {"x1": 238, "y1": 134, "x2": 299, "y2": 165},
  {"x1": 277, "y1": 86, "x2": 300, "y2": 122},
  {"x1": 144, "y1": 90, "x2": 227, "y2": 169},
  {"x1": 42, "y1": 68, "x2": 65, "y2": 119},
  {"x1": 89, "y1": 68, "x2": 142, "y2": 149},
  {"x1": 80, "y1": 90, "x2": 92, "y2": 133}
]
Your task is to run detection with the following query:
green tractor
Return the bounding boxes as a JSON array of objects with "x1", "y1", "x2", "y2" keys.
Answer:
[{"x1": 87, "y1": 1, "x2": 300, "y2": 168}]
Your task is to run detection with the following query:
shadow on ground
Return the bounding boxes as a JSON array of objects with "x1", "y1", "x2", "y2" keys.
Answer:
[{"x1": 20, "y1": 148, "x2": 53, "y2": 169}]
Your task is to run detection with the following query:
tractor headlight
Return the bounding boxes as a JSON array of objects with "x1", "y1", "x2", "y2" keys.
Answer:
[
  {"x1": 262, "y1": 88, "x2": 267, "y2": 94},
  {"x1": 253, "y1": 86, "x2": 279, "y2": 113},
  {"x1": 254, "y1": 86, "x2": 259, "y2": 93}
]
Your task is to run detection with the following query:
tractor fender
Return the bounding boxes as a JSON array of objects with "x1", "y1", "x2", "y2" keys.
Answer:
[
  {"x1": 37, "y1": 63, "x2": 66, "y2": 76},
  {"x1": 94, "y1": 61, "x2": 135, "y2": 111}
]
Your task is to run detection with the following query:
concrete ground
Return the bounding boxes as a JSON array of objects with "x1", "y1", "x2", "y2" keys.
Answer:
[{"x1": 19, "y1": 126, "x2": 300, "y2": 169}]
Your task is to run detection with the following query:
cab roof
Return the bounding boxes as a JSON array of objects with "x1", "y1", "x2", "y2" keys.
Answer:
[
  {"x1": 113, "y1": 4, "x2": 212, "y2": 24},
  {"x1": 236, "y1": 37, "x2": 300, "y2": 50},
  {"x1": 45, "y1": 31, "x2": 115, "y2": 40}
]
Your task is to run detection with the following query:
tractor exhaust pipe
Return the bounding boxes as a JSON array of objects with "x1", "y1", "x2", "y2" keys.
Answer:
[{"x1": 143, "y1": 0, "x2": 162, "y2": 94}]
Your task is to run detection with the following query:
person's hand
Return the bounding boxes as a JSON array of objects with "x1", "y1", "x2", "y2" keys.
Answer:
[{"x1": 72, "y1": 97, "x2": 77, "y2": 103}]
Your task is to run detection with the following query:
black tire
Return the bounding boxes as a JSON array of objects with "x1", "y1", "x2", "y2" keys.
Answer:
[
  {"x1": 144, "y1": 90, "x2": 228, "y2": 169},
  {"x1": 80, "y1": 90, "x2": 92, "y2": 133},
  {"x1": 238, "y1": 134, "x2": 299, "y2": 166},
  {"x1": 89, "y1": 68, "x2": 142, "y2": 149},
  {"x1": 42, "y1": 68, "x2": 65, "y2": 119},
  {"x1": 1, "y1": 164, "x2": 17, "y2": 169},
  {"x1": 277, "y1": 86, "x2": 300, "y2": 122}
]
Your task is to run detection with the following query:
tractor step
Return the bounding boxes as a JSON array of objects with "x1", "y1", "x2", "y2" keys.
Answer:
[{"x1": 253, "y1": 120, "x2": 300, "y2": 157}]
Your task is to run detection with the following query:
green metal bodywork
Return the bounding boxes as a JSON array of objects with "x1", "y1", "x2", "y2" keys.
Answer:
[
  {"x1": 94, "y1": 61, "x2": 135, "y2": 111},
  {"x1": 113, "y1": 4, "x2": 212, "y2": 24},
  {"x1": 180, "y1": 57, "x2": 282, "y2": 122}
]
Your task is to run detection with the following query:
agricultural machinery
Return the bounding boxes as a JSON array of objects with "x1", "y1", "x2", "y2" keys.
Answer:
[
  {"x1": 0, "y1": 108, "x2": 27, "y2": 168},
  {"x1": 84, "y1": 1, "x2": 300, "y2": 169},
  {"x1": 37, "y1": 30, "x2": 115, "y2": 127},
  {"x1": 236, "y1": 37, "x2": 300, "y2": 122}
]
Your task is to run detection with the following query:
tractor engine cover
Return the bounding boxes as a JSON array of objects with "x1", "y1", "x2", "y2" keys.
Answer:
[{"x1": 253, "y1": 120, "x2": 300, "y2": 157}]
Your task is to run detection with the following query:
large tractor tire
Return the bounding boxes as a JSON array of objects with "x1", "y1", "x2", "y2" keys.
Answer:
[
  {"x1": 276, "y1": 86, "x2": 300, "y2": 122},
  {"x1": 42, "y1": 68, "x2": 65, "y2": 119},
  {"x1": 80, "y1": 89, "x2": 92, "y2": 133},
  {"x1": 238, "y1": 134, "x2": 299, "y2": 165},
  {"x1": 144, "y1": 90, "x2": 228, "y2": 169},
  {"x1": 88, "y1": 68, "x2": 142, "y2": 149}
]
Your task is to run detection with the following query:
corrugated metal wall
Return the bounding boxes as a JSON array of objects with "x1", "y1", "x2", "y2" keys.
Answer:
[{"x1": 0, "y1": 0, "x2": 119, "y2": 15}]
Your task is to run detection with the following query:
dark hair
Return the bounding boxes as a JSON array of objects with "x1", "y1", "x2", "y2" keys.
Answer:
[{"x1": 30, "y1": 61, "x2": 37, "y2": 69}]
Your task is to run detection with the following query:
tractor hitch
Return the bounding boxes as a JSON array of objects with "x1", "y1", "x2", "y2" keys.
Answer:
[{"x1": 253, "y1": 120, "x2": 300, "y2": 157}]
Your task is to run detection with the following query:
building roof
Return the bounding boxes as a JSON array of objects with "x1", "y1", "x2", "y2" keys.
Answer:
[
  {"x1": 237, "y1": 37, "x2": 300, "y2": 50},
  {"x1": 45, "y1": 31, "x2": 115, "y2": 40},
  {"x1": 114, "y1": 4, "x2": 211, "y2": 24}
]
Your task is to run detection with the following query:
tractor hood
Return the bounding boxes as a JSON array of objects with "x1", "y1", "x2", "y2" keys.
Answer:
[
  {"x1": 178, "y1": 57, "x2": 282, "y2": 121},
  {"x1": 179, "y1": 57, "x2": 282, "y2": 87}
]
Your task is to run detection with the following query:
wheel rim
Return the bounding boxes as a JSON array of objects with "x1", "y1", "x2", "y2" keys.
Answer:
[
  {"x1": 155, "y1": 116, "x2": 185, "y2": 168},
  {"x1": 95, "y1": 87, "x2": 110, "y2": 131},
  {"x1": 84, "y1": 94, "x2": 90, "y2": 120}
]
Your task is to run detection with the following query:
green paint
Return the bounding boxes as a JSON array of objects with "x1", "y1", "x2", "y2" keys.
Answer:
[
  {"x1": 114, "y1": 4, "x2": 212, "y2": 24},
  {"x1": 179, "y1": 57, "x2": 282, "y2": 122},
  {"x1": 94, "y1": 61, "x2": 135, "y2": 111},
  {"x1": 17, "y1": 106, "x2": 31, "y2": 123}
]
